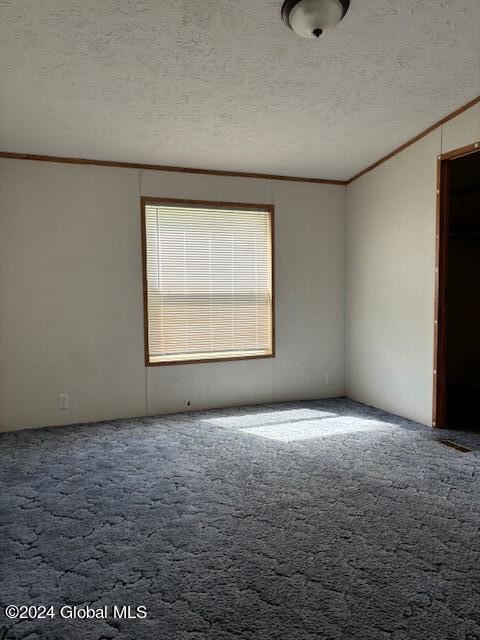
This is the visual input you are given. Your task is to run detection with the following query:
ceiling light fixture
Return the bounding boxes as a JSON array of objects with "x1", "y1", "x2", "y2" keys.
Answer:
[{"x1": 282, "y1": 0, "x2": 350, "y2": 38}]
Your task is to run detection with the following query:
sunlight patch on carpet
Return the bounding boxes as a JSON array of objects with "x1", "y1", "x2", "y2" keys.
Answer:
[{"x1": 240, "y1": 416, "x2": 390, "y2": 442}]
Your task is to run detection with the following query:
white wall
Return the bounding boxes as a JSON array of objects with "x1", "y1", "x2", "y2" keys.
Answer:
[
  {"x1": 0, "y1": 159, "x2": 346, "y2": 431},
  {"x1": 345, "y1": 102, "x2": 480, "y2": 425},
  {"x1": 4, "y1": 103, "x2": 476, "y2": 433}
]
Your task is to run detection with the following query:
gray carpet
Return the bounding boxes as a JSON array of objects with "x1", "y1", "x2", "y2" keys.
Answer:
[{"x1": 1, "y1": 397, "x2": 480, "y2": 640}]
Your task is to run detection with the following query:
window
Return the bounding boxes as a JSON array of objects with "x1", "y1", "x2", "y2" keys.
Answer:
[{"x1": 142, "y1": 198, "x2": 274, "y2": 365}]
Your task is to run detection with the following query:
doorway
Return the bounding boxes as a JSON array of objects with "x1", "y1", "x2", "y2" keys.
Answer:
[{"x1": 434, "y1": 143, "x2": 480, "y2": 429}]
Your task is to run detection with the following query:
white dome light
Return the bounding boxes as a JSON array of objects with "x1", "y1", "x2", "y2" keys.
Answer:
[{"x1": 282, "y1": 0, "x2": 350, "y2": 39}]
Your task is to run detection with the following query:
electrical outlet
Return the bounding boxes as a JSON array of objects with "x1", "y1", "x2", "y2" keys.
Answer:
[
  {"x1": 325, "y1": 371, "x2": 332, "y2": 386},
  {"x1": 58, "y1": 393, "x2": 69, "y2": 409}
]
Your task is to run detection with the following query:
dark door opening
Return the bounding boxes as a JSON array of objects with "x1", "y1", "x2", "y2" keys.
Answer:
[{"x1": 434, "y1": 144, "x2": 480, "y2": 429}]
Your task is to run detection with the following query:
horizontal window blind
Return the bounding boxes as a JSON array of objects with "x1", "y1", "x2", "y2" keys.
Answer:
[{"x1": 143, "y1": 201, "x2": 273, "y2": 364}]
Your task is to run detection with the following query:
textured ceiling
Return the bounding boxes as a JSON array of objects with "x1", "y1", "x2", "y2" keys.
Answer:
[{"x1": 1, "y1": 0, "x2": 479, "y2": 180}]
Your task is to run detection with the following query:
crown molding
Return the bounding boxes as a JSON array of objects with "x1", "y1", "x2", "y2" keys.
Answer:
[
  {"x1": 347, "y1": 95, "x2": 480, "y2": 184},
  {"x1": 0, "y1": 151, "x2": 346, "y2": 186},
  {"x1": 2, "y1": 96, "x2": 478, "y2": 187}
]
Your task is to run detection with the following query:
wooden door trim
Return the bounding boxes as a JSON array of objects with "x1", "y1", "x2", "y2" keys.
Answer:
[{"x1": 433, "y1": 142, "x2": 480, "y2": 427}]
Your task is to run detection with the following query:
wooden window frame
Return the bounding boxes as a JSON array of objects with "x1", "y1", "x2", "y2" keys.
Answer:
[
  {"x1": 141, "y1": 196, "x2": 275, "y2": 367},
  {"x1": 433, "y1": 142, "x2": 480, "y2": 427}
]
